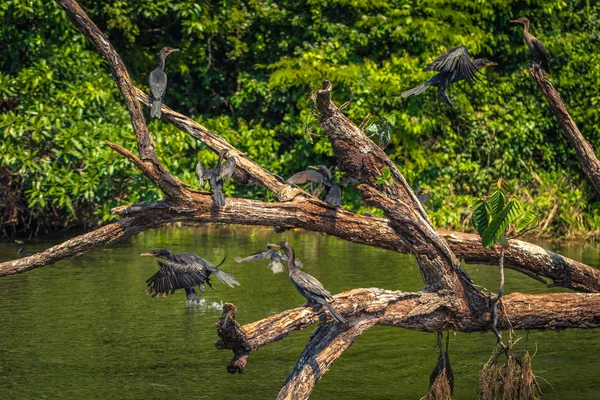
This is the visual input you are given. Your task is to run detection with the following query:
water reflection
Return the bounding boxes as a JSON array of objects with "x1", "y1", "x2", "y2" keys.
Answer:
[{"x1": 0, "y1": 226, "x2": 598, "y2": 399}]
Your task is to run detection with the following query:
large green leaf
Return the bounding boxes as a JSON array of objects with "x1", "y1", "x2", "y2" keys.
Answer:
[
  {"x1": 472, "y1": 199, "x2": 490, "y2": 237},
  {"x1": 488, "y1": 189, "x2": 507, "y2": 217},
  {"x1": 481, "y1": 199, "x2": 523, "y2": 248},
  {"x1": 516, "y1": 211, "x2": 540, "y2": 233}
]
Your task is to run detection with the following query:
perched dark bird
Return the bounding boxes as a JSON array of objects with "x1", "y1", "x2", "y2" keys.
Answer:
[
  {"x1": 401, "y1": 46, "x2": 498, "y2": 107},
  {"x1": 149, "y1": 47, "x2": 180, "y2": 119},
  {"x1": 287, "y1": 165, "x2": 357, "y2": 207},
  {"x1": 415, "y1": 188, "x2": 431, "y2": 205},
  {"x1": 140, "y1": 249, "x2": 239, "y2": 303},
  {"x1": 15, "y1": 240, "x2": 33, "y2": 257},
  {"x1": 510, "y1": 17, "x2": 550, "y2": 72},
  {"x1": 268, "y1": 241, "x2": 346, "y2": 324},
  {"x1": 196, "y1": 149, "x2": 237, "y2": 207},
  {"x1": 235, "y1": 244, "x2": 303, "y2": 273}
]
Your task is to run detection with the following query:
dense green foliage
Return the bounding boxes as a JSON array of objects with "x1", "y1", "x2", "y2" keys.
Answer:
[{"x1": 1, "y1": 0, "x2": 599, "y2": 237}]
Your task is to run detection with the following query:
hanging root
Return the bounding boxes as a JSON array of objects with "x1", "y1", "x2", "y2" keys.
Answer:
[{"x1": 477, "y1": 351, "x2": 541, "y2": 400}]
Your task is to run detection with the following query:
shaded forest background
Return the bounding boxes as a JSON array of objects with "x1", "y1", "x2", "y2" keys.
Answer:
[{"x1": 1, "y1": 0, "x2": 599, "y2": 238}]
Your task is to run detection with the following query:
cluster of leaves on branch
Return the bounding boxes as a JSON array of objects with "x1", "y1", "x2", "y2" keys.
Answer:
[
  {"x1": 472, "y1": 179, "x2": 540, "y2": 248},
  {"x1": 1, "y1": 0, "x2": 599, "y2": 237}
]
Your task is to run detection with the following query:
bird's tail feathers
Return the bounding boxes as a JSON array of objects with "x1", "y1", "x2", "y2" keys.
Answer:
[
  {"x1": 214, "y1": 269, "x2": 240, "y2": 288},
  {"x1": 151, "y1": 99, "x2": 162, "y2": 119},
  {"x1": 401, "y1": 81, "x2": 432, "y2": 97},
  {"x1": 212, "y1": 184, "x2": 225, "y2": 207},
  {"x1": 325, "y1": 302, "x2": 346, "y2": 324}
]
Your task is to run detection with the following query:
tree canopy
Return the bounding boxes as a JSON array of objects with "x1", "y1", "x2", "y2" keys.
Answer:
[{"x1": 1, "y1": 0, "x2": 599, "y2": 236}]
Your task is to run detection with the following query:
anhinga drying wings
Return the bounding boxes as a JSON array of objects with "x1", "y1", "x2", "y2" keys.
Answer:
[
  {"x1": 196, "y1": 149, "x2": 237, "y2": 207},
  {"x1": 510, "y1": 17, "x2": 550, "y2": 72},
  {"x1": 141, "y1": 249, "x2": 239, "y2": 303},
  {"x1": 287, "y1": 165, "x2": 357, "y2": 207},
  {"x1": 235, "y1": 244, "x2": 304, "y2": 273},
  {"x1": 401, "y1": 46, "x2": 498, "y2": 108},
  {"x1": 149, "y1": 47, "x2": 180, "y2": 119},
  {"x1": 268, "y1": 241, "x2": 346, "y2": 324}
]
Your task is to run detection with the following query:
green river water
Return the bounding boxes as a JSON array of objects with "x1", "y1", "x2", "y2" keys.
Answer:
[{"x1": 1, "y1": 226, "x2": 599, "y2": 399}]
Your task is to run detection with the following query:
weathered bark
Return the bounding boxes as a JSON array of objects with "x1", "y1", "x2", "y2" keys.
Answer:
[
  {"x1": 277, "y1": 320, "x2": 377, "y2": 400},
  {"x1": 529, "y1": 64, "x2": 600, "y2": 194},
  {"x1": 317, "y1": 81, "x2": 460, "y2": 292},
  {"x1": 215, "y1": 289, "x2": 600, "y2": 372}
]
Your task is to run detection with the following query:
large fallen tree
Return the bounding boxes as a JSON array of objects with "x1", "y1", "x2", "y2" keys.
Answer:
[{"x1": 1, "y1": 1, "x2": 599, "y2": 398}]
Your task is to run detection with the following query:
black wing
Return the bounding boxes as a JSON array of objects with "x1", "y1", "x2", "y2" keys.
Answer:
[
  {"x1": 324, "y1": 185, "x2": 342, "y2": 207},
  {"x1": 290, "y1": 271, "x2": 332, "y2": 301},
  {"x1": 532, "y1": 38, "x2": 550, "y2": 72},
  {"x1": 177, "y1": 253, "x2": 240, "y2": 288},
  {"x1": 424, "y1": 46, "x2": 480, "y2": 82},
  {"x1": 146, "y1": 260, "x2": 208, "y2": 297},
  {"x1": 195, "y1": 161, "x2": 206, "y2": 187},
  {"x1": 287, "y1": 169, "x2": 327, "y2": 185},
  {"x1": 218, "y1": 156, "x2": 237, "y2": 184}
]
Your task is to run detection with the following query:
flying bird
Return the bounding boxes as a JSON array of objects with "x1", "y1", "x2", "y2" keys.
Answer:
[
  {"x1": 196, "y1": 149, "x2": 237, "y2": 207},
  {"x1": 235, "y1": 244, "x2": 304, "y2": 273},
  {"x1": 287, "y1": 165, "x2": 357, "y2": 207},
  {"x1": 268, "y1": 241, "x2": 346, "y2": 324},
  {"x1": 140, "y1": 249, "x2": 239, "y2": 303},
  {"x1": 149, "y1": 47, "x2": 180, "y2": 119},
  {"x1": 401, "y1": 46, "x2": 498, "y2": 108},
  {"x1": 510, "y1": 17, "x2": 550, "y2": 72}
]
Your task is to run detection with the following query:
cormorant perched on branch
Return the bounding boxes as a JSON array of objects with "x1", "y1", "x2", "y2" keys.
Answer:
[
  {"x1": 510, "y1": 17, "x2": 550, "y2": 72},
  {"x1": 235, "y1": 244, "x2": 303, "y2": 273},
  {"x1": 268, "y1": 241, "x2": 346, "y2": 324},
  {"x1": 401, "y1": 46, "x2": 498, "y2": 107},
  {"x1": 149, "y1": 47, "x2": 180, "y2": 119},
  {"x1": 196, "y1": 149, "x2": 237, "y2": 207},
  {"x1": 15, "y1": 240, "x2": 33, "y2": 257},
  {"x1": 287, "y1": 165, "x2": 357, "y2": 207},
  {"x1": 140, "y1": 249, "x2": 239, "y2": 303}
]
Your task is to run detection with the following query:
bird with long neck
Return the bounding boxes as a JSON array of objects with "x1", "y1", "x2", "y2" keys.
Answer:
[
  {"x1": 149, "y1": 47, "x2": 180, "y2": 119},
  {"x1": 269, "y1": 241, "x2": 346, "y2": 324},
  {"x1": 510, "y1": 17, "x2": 550, "y2": 72},
  {"x1": 401, "y1": 46, "x2": 497, "y2": 108}
]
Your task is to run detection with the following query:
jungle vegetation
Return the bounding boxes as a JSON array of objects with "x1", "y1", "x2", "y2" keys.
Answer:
[{"x1": 1, "y1": 0, "x2": 599, "y2": 238}]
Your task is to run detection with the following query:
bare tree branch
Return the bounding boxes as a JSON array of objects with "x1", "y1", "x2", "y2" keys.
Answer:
[{"x1": 529, "y1": 65, "x2": 600, "y2": 194}]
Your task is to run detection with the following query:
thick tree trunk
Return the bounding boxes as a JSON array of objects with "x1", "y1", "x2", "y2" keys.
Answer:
[{"x1": 528, "y1": 64, "x2": 600, "y2": 194}]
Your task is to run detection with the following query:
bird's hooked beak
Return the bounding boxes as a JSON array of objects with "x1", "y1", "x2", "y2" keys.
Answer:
[
  {"x1": 140, "y1": 252, "x2": 156, "y2": 257},
  {"x1": 486, "y1": 61, "x2": 499, "y2": 67},
  {"x1": 266, "y1": 243, "x2": 281, "y2": 249},
  {"x1": 167, "y1": 48, "x2": 180, "y2": 54},
  {"x1": 307, "y1": 165, "x2": 319, "y2": 171}
]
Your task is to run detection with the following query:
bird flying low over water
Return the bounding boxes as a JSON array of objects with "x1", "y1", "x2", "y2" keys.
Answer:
[
  {"x1": 401, "y1": 46, "x2": 498, "y2": 108},
  {"x1": 149, "y1": 47, "x2": 179, "y2": 119},
  {"x1": 287, "y1": 165, "x2": 357, "y2": 207},
  {"x1": 510, "y1": 17, "x2": 550, "y2": 72},
  {"x1": 235, "y1": 244, "x2": 304, "y2": 273},
  {"x1": 140, "y1": 249, "x2": 239, "y2": 303},
  {"x1": 196, "y1": 149, "x2": 237, "y2": 207},
  {"x1": 268, "y1": 241, "x2": 346, "y2": 324}
]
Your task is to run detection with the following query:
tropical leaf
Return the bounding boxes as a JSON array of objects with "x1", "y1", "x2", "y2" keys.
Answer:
[
  {"x1": 488, "y1": 189, "x2": 507, "y2": 217},
  {"x1": 472, "y1": 199, "x2": 491, "y2": 237},
  {"x1": 481, "y1": 199, "x2": 523, "y2": 248},
  {"x1": 516, "y1": 211, "x2": 540, "y2": 233}
]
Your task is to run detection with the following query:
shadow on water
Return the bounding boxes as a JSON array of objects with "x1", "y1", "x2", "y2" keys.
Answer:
[{"x1": 0, "y1": 226, "x2": 599, "y2": 399}]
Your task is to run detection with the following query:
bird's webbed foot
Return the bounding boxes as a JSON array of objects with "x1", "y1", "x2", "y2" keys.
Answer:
[{"x1": 186, "y1": 288, "x2": 200, "y2": 303}]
